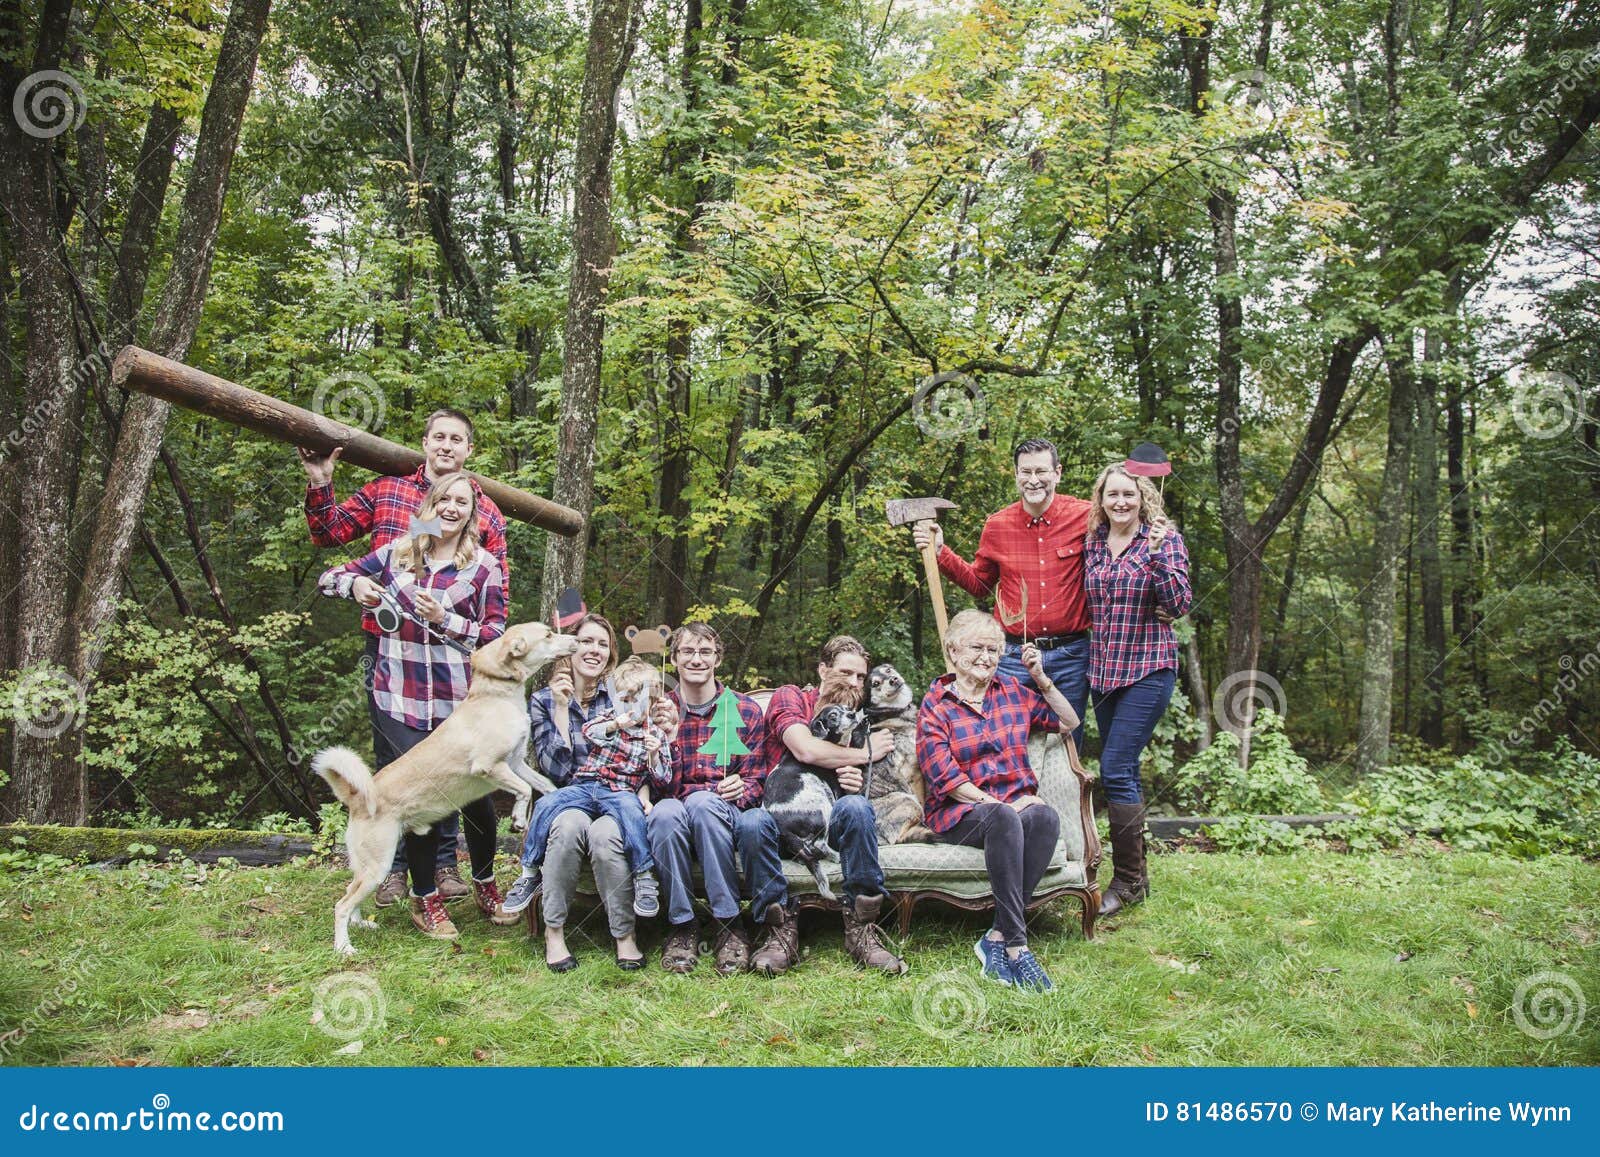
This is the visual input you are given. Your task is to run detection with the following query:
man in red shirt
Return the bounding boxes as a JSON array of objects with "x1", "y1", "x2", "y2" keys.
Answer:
[
  {"x1": 914, "y1": 438, "x2": 1090, "y2": 745},
  {"x1": 298, "y1": 410, "x2": 509, "y2": 906}
]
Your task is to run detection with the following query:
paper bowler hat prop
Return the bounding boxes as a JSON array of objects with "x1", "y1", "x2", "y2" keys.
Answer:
[{"x1": 1124, "y1": 442, "x2": 1171, "y2": 477}]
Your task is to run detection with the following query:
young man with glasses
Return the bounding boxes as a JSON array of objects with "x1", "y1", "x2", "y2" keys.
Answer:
[
  {"x1": 648, "y1": 624, "x2": 777, "y2": 975},
  {"x1": 913, "y1": 438, "x2": 1090, "y2": 745}
]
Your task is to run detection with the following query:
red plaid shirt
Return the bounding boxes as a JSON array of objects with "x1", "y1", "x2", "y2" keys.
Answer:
[
  {"x1": 937, "y1": 494, "x2": 1091, "y2": 637},
  {"x1": 319, "y1": 544, "x2": 506, "y2": 730},
  {"x1": 306, "y1": 465, "x2": 509, "y2": 634},
  {"x1": 917, "y1": 673, "x2": 1061, "y2": 834},
  {"x1": 574, "y1": 711, "x2": 675, "y2": 793},
  {"x1": 666, "y1": 684, "x2": 767, "y2": 808},
  {"x1": 1084, "y1": 523, "x2": 1192, "y2": 692},
  {"x1": 761, "y1": 684, "x2": 820, "y2": 774}
]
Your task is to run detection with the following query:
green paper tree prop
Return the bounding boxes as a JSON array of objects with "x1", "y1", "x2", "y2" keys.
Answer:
[{"x1": 702, "y1": 688, "x2": 752, "y2": 766}]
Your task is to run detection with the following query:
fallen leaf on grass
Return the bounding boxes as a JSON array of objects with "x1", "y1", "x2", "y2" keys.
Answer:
[
  {"x1": 481, "y1": 947, "x2": 498, "y2": 957},
  {"x1": 309, "y1": 1010, "x2": 325, "y2": 1026},
  {"x1": 433, "y1": 1036, "x2": 449, "y2": 1046},
  {"x1": 1451, "y1": 976, "x2": 1478, "y2": 997},
  {"x1": 150, "y1": 1011, "x2": 210, "y2": 1031},
  {"x1": 1394, "y1": 951, "x2": 1413, "y2": 963},
  {"x1": 334, "y1": 1040, "x2": 363, "y2": 1056},
  {"x1": 1153, "y1": 954, "x2": 1200, "y2": 974},
  {"x1": 766, "y1": 1034, "x2": 791, "y2": 1047},
  {"x1": 701, "y1": 1001, "x2": 730, "y2": 1020},
  {"x1": 1140, "y1": 1044, "x2": 1158, "y2": 1062},
  {"x1": 1467, "y1": 1003, "x2": 1478, "y2": 1019},
  {"x1": 1297, "y1": 919, "x2": 1318, "y2": 926},
  {"x1": 472, "y1": 1048, "x2": 489, "y2": 1061}
]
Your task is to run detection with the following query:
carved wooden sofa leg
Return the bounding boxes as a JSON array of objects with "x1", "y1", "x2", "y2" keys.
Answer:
[
  {"x1": 523, "y1": 898, "x2": 542, "y2": 939},
  {"x1": 896, "y1": 893, "x2": 916, "y2": 939}
]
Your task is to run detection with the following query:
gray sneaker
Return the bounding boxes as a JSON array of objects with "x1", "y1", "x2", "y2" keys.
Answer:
[
  {"x1": 632, "y1": 871, "x2": 660, "y2": 918},
  {"x1": 498, "y1": 871, "x2": 542, "y2": 916}
]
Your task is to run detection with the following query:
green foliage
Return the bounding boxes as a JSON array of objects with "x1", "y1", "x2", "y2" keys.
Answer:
[{"x1": 1167, "y1": 712, "x2": 1327, "y2": 816}]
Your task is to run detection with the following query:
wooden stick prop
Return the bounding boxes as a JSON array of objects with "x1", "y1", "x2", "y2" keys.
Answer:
[{"x1": 111, "y1": 345, "x2": 585, "y2": 536}]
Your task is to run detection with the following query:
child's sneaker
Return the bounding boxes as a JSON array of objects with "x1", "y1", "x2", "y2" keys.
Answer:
[
  {"x1": 974, "y1": 936, "x2": 1014, "y2": 986},
  {"x1": 632, "y1": 871, "x2": 660, "y2": 918},
  {"x1": 497, "y1": 870, "x2": 542, "y2": 917}
]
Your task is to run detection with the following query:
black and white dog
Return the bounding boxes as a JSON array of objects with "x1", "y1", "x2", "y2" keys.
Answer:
[{"x1": 764, "y1": 703, "x2": 869, "y2": 899}]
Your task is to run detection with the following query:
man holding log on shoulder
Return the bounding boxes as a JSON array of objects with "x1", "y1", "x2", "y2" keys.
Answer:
[
  {"x1": 912, "y1": 438, "x2": 1091, "y2": 746},
  {"x1": 299, "y1": 410, "x2": 510, "y2": 907}
]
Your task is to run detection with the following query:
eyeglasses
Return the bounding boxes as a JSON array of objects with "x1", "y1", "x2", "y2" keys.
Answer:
[
  {"x1": 674, "y1": 648, "x2": 718, "y2": 660},
  {"x1": 961, "y1": 643, "x2": 1002, "y2": 658},
  {"x1": 1016, "y1": 468, "x2": 1055, "y2": 480}
]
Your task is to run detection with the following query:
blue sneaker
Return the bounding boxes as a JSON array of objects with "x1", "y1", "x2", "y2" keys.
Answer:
[
  {"x1": 1009, "y1": 947, "x2": 1054, "y2": 992},
  {"x1": 974, "y1": 936, "x2": 1013, "y2": 986}
]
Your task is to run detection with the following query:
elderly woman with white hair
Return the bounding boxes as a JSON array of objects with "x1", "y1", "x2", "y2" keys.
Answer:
[{"x1": 916, "y1": 608, "x2": 1082, "y2": 992}]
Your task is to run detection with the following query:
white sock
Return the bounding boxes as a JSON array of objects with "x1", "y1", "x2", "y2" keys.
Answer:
[{"x1": 519, "y1": 866, "x2": 538, "y2": 881}]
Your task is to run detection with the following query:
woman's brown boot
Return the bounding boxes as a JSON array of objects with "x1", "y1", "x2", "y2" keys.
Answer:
[{"x1": 1098, "y1": 800, "x2": 1150, "y2": 918}]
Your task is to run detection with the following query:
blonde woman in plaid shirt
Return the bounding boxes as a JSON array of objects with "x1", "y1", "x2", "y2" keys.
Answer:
[
  {"x1": 318, "y1": 474, "x2": 507, "y2": 940},
  {"x1": 1083, "y1": 464, "x2": 1192, "y2": 919}
]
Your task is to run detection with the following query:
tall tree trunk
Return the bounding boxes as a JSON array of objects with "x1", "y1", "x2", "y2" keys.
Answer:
[
  {"x1": 540, "y1": 0, "x2": 640, "y2": 618},
  {"x1": 1414, "y1": 326, "x2": 1447, "y2": 746},
  {"x1": 1355, "y1": 334, "x2": 1419, "y2": 777},
  {"x1": 1446, "y1": 383, "x2": 1484, "y2": 700}
]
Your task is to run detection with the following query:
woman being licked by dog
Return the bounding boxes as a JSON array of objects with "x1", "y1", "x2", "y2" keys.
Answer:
[
  {"x1": 916, "y1": 609, "x2": 1082, "y2": 992},
  {"x1": 495, "y1": 613, "x2": 678, "y2": 971},
  {"x1": 1082, "y1": 464, "x2": 1191, "y2": 919},
  {"x1": 317, "y1": 473, "x2": 508, "y2": 941}
]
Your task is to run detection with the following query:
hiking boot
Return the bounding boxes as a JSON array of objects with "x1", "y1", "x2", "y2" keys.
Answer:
[
  {"x1": 632, "y1": 870, "x2": 660, "y2": 918},
  {"x1": 410, "y1": 892, "x2": 459, "y2": 939},
  {"x1": 750, "y1": 903, "x2": 800, "y2": 977},
  {"x1": 1098, "y1": 801, "x2": 1150, "y2": 918},
  {"x1": 473, "y1": 877, "x2": 504, "y2": 918},
  {"x1": 374, "y1": 870, "x2": 407, "y2": 908},
  {"x1": 436, "y1": 863, "x2": 471, "y2": 903},
  {"x1": 712, "y1": 920, "x2": 752, "y2": 976},
  {"x1": 660, "y1": 923, "x2": 700, "y2": 974},
  {"x1": 842, "y1": 894, "x2": 907, "y2": 975}
]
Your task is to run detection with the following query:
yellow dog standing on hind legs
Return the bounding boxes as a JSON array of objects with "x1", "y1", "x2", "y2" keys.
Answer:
[{"x1": 313, "y1": 622, "x2": 579, "y2": 955}]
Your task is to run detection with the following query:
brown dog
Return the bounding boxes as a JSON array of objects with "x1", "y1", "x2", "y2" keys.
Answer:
[{"x1": 313, "y1": 621, "x2": 578, "y2": 955}]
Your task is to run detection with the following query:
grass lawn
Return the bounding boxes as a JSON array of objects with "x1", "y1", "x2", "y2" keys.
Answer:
[{"x1": 3, "y1": 846, "x2": 1596, "y2": 1066}]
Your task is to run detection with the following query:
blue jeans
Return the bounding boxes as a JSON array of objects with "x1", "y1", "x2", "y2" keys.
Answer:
[
  {"x1": 825, "y1": 794, "x2": 887, "y2": 908},
  {"x1": 732, "y1": 807, "x2": 792, "y2": 923},
  {"x1": 997, "y1": 635, "x2": 1089, "y2": 749},
  {"x1": 649, "y1": 793, "x2": 738, "y2": 924},
  {"x1": 366, "y1": 673, "x2": 458, "y2": 873},
  {"x1": 523, "y1": 781, "x2": 654, "y2": 875},
  {"x1": 1091, "y1": 668, "x2": 1177, "y2": 805}
]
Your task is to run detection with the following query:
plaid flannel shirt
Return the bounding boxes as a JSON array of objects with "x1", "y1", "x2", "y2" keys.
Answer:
[
  {"x1": 573, "y1": 710, "x2": 676, "y2": 793},
  {"x1": 937, "y1": 493, "x2": 1092, "y2": 638},
  {"x1": 760, "y1": 684, "x2": 820, "y2": 775},
  {"x1": 306, "y1": 464, "x2": 509, "y2": 634},
  {"x1": 916, "y1": 672, "x2": 1060, "y2": 834},
  {"x1": 319, "y1": 544, "x2": 506, "y2": 730},
  {"x1": 527, "y1": 682, "x2": 614, "y2": 786},
  {"x1": 1083, "y1": 523, "x2": 1192, "y2": 692},
  {"x1": 666, "y1": 684, "x2": 767, "y2": 808}
]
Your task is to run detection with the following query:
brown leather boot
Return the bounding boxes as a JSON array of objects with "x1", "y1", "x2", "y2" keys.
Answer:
[
  {"x1": 750, "y1": 904, "x2": 800, "y2": 976},
  {"x1": 712, "y1": 919, "x2": 752, "y2": 976},
  {"x1": 842, "y1": 894, "x2": 907, "y2": 974},
  {"x1": 1098, "y1": 800, "x2": 1150, "y2": 918}
]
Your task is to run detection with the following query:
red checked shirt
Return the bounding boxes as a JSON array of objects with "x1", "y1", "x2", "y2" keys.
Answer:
[
  {"x1": 916, "y1": 673, "x2": 1061, "y2": 834},
  {"x1": 319, "y1": 544, "x2": 506, "y2": 730},
  {"x1": 761, "y1": 685, "x2": 820, "y2": 775},
  {"x1": 574, "y1": 712, "x2": 676, "y2": 793},
  {"x1": 667, "y1": 684, "x2": 767, "y2": 808},
  {"x1": 306, "y1": 465, "x2": 509, "y2": 634},
  {"x1": 937, "y1": 494, "x2": 1092, "y2": 637},
  {"x1": 1083, "y1": 523, "x2": 1193, "y2": 692}
]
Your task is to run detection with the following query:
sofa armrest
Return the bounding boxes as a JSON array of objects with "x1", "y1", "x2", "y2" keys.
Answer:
[{"x1": 1030, "y1": 732, "x2": 1101, "y2": 872}]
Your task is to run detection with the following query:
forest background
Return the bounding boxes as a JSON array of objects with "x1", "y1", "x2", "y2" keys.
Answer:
[{"x1": 1, "y1": 0, "x2": 1596, "y2": 849}]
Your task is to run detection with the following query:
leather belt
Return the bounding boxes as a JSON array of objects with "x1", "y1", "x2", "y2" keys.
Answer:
[{"x1": 1004, "y1": 631, "x2": 1087, "y2": 651}]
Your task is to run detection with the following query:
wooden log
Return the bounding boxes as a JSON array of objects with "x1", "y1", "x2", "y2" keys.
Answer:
[
  {"x1": 1146, "y1": 813, "x2": 1357, "y2": 840},
  {"x1": 111, "y1": 345, "x2": 584, "y2": 536}
]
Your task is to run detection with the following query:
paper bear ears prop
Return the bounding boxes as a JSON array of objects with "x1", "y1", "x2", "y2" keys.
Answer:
[
  {"x1": 626, "y1": 624, "x2": 672, "y2": 656},
  {"x1": 1124, "y1": 441, "x2": 1171, "y2": 477}
]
